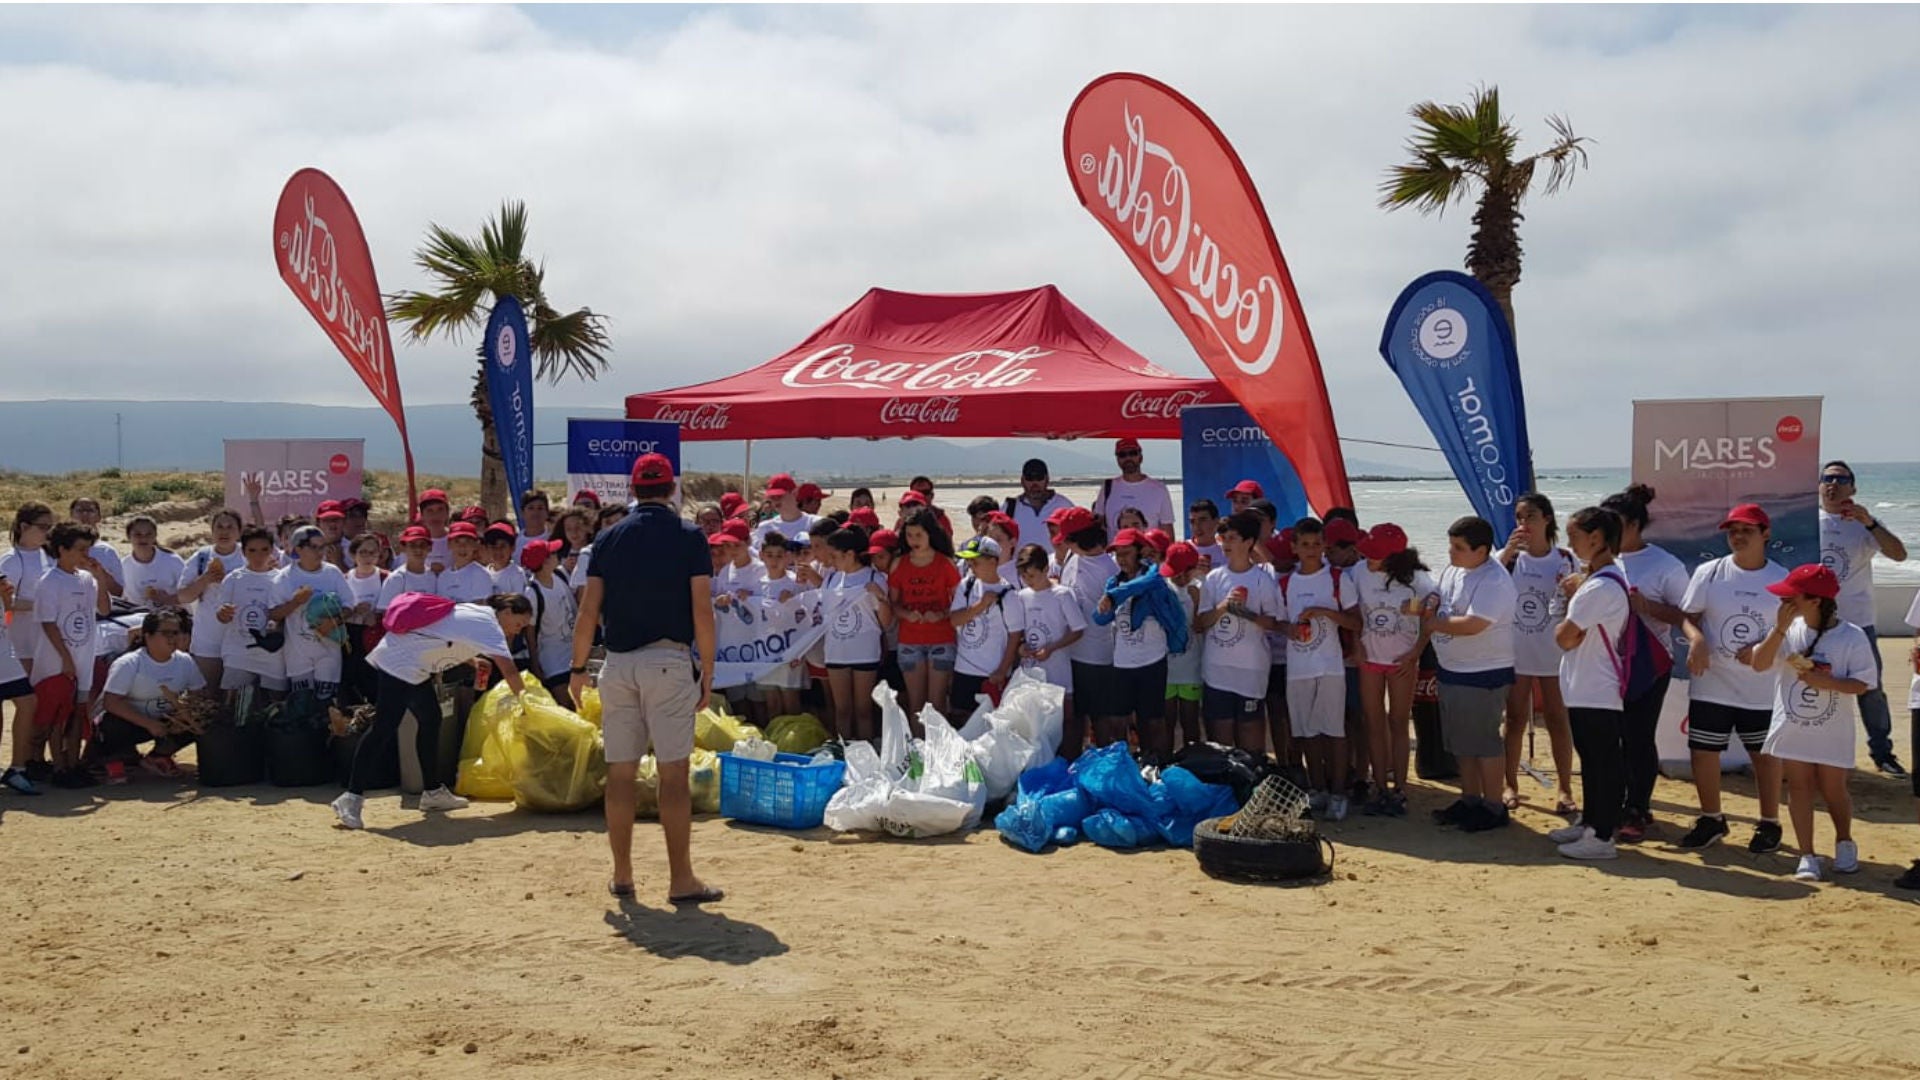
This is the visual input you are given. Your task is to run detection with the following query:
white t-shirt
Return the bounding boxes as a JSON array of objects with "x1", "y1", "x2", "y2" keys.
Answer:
[
  {"x1": 1617, "y1": 543, "x2": 1688, "y2": 661},
  {"x1": 1165, "y1": 577, "x2": 1203, "y2": 685},
  {"x1": 1017, "y1": 583, "x2": 1087, "y2": 688},
  {"x1": 88, "y1": 542, "x2": 125, "y2": 591},
  {"x1": 367, "y1": 604, "x2": 512, "y2": 684},
  {"x1": 1680, "y1": 555, "x2": 1789, "y2": 710},
  {"x1": 1354, "y1": 566, "x2": 1437, "y2": 667},
  {"x1": 716, "y1": 560, "x2": 767, "y2": 607},
  {"x1": 1059, "y1": 551, "x2": 1119, "y2": 666},
  {"x1": 177, "y1": 545, "x2": 241, "y2": 657},
  {"x1": 952, "y1": 577, "x2": 1025, "y2": 679},
  {"x1": 103, "y1": 649, "x2": 207, "y2": 716},
  {"x1": 1109, "y1": 574, "x2": 1172, "y2": 671},
  {"x1": 1507, "y1": 548, "x2": 1577, "y2": 678},
  {"x1": 1, "y1": 546, "x2": 52, "y2": 618},
  {"x1": 220, "y1": 566, "x2": 286, "y2": 678},
  {"x1": 0, "y1": 625, "x2": 25, "y2": 684},
  {"x1": 1906, "y1": 590, "x2": 1920, "y2": 710},
  {"x1": 344, "y1": 567, "x2": 387, "y2": 623},
  {"x1": 1765, "y1": 617, "x2": 1878, "y2": 768},
  {"x1": 489, "y1": 563, "x2": 529, "y2": 597},
  {"x1": 122, "y1": 549, "x2": 186, "y2": 609},
  {"x1": 378, "y1": 568, "x2": 439, "y2": 611},
  {"x1": 436, "y1": 562, "x2": 496, "y2": 604},
  {"x1": 754, "y1": 514, "x2": 818, "y2": 552},
  {"x1": 523, "y1": 575, "x2": 578, "y2": 678},
  {"x1": 1818, "y1": 510, "x2": 1882, "y2": 628},
  {"x1": 1006, "y1": 493, "x2": 1075, "y2": 554},
  {"x1": 273, "y1": 562, "x2": 350, "y2": 682},
  {"x1": 572, "y1": 545, "x2": 594, "y2": 587},
  {"x1": 1199, "y1": 564, "x2": 1281, "y2": 699},
  {"x1": 822, "y1": 567, "x2": 887, "y2": 666},
  {"x1": 392, "y1": 536, "x2": 451, "y2": 573},
  {"x1": 1559, "y1": 567, "x2": 1631, "y2": 711},
  {"x1": 1192, "y1": 541, "x2": 1224, "y2": 572},
  {"x1": 31, "y1": 567, "x2": 101, "y2": 692},
  {"x1": 1278, "y1": 565, "x2": 1356, "y2": 680},
  {"x1": 1431, "y1": 560, "x2": 1519, "y2": 675},
  {"x1": 1093, "y1": 476, "x2": 1176, "y2": 534}
]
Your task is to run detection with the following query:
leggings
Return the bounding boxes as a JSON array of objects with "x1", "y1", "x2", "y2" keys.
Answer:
[
  {"x1": 346, "y1": 671, "x2": 445, "y2": 796},
  {"x1": 1619, "y1": 675, "x2": 1670, "y2": 819},
  {"x1": 1569, "y1": 707, "x2": 1626, "y2": 842}
]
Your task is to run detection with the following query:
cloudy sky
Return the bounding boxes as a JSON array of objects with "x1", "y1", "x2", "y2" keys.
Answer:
[{"x1": 1, "y1": 4, "x2": 1913, "y2": 469}]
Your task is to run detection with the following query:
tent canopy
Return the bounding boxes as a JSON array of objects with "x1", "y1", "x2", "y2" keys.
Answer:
[{"x1": 625, "y1": 285, "x2": 1224, "y2": 440}]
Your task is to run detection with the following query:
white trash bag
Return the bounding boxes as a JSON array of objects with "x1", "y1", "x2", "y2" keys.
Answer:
[{"x1": 823, "y1": 682, "x2": 978, "y2": 837}]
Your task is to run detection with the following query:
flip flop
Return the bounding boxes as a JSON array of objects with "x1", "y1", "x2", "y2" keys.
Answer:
[
  {"x1": 1554, "y1": 797, "x2": 1580, "y2": 816},
  {"x1": 1501, "y1": 792, "x2": 1521, "y2": 811},
  {"x1": 608, "y1": 880, "x2": 636, "y2": 899},
  {"x1": 668, "y1": 886, "x2": 725, "y2": 905}
]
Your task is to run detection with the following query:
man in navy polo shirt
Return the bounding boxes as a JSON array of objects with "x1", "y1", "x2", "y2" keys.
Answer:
[{"x1": 571, "y1": 453, "x2": 722, "y2": 905}]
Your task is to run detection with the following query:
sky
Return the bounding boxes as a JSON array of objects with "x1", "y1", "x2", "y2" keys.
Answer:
[{"x1": 0, "y1": 3, "x2": 1914, "y2": 470}]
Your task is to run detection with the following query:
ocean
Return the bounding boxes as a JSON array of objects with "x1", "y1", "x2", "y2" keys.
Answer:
[{"x1": 928, "y1": 462, "x2": 1920, "y2": 585}]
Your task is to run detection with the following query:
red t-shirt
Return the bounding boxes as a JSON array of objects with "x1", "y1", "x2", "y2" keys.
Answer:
[{"x1": 890, "y1": 555, "x2": 961, "y2": 645}]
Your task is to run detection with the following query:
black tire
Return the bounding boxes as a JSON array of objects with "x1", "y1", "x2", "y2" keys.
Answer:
[{"x1": 1192, "y1": 816, "x2": 1334, "y2": 883}]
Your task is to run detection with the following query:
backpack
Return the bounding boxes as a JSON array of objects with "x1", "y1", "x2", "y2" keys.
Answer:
[
  {"x1": 1277, "y1": 566, "x2": 1344, "y2": 607},
  {"x1": 383, "y1": 592, "x2": 455, "y2": 634},
  {"x1": 1592, "y1": 569, "x2": 1674, "y2": 703}
]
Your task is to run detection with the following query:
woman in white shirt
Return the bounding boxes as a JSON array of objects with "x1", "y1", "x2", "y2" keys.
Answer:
[
  {"x1": 1, "y1": 502, "x2": 56, "y2": 675},
  {"x1": 95, "y1": 608, "x2": 206, "y2": 777},
  {"x1": 1750, "y1": 565, "x2": 1874, "y2": 882},
  {"x1": 121, "y1": 515, "x2": 186, "y2": 610},
  {"x1": 1497, "y1": 493, "x2": 1578, "y2": 815},
  {"x1": 1549, "y1": 507, "x2": 1633, "y2": 861},
  {"x1": 176, "y1": 509, "x2": 246, "y2": 687}
]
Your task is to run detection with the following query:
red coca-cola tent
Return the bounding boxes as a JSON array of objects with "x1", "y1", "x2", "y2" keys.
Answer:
[{"x1": 625, "y1": 286, "x2": 1224, "y2": 440}]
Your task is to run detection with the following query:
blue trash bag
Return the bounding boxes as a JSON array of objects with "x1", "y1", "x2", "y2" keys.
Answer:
[
  {"x1": 1052, "y1": 825, "x2": 1081, "y2": 846},
  {"x1": 995, "y1": 788, "x2": 1095, "y2": 853},
  {"x1": 1016, "y1": 757, "x2": 1074, "y2": 804},
  {"x1": 1081, "y1": 809, "x2": 1159, "y2": 849},
  {"x1": 1073, "y1": 742, "x2": 1158, "y2": 819},
  {"x1": 1153, "y1": 765, "x2": 1242, "y2": 847}
]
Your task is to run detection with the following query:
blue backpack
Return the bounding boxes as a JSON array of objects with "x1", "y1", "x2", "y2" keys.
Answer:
[{"x1": 1594, "y1": 569, "x2": 1674, "y2": 703}]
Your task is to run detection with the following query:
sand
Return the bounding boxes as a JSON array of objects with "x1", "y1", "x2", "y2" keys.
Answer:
[{"x1": 3, "y1": 650, "x2": 1919, "y2": 1079}]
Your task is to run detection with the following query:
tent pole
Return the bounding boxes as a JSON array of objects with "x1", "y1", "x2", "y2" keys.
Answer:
[{"x1": 742, "y1": 440, "x2": 753, "y2": 500}]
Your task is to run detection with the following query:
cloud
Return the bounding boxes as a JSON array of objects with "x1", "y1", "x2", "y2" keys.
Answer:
[{"x1": 0, "y1": 4, "x2": 1913, "y2": 468}]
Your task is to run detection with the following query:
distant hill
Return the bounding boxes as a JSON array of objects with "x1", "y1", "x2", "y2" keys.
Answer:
[{"x1": 0, "y1": 400, "x2": 1445, "y2": 482}]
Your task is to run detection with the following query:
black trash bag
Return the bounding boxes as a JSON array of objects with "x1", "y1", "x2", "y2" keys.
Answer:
[
  {"x1": 1170, "y1": 742, "x2": 1272, "y2": 806},
  {"x1": 330, "y1": 725, "x2": 399, "y2": 791},
  {"x1": 197, "y1": 723, "x2": 266, "y2": 788},
  {"x1": 266, "y1": 685, "x2": 335, "y2": 787},
  {"x1": 1412, "y1": 644, "x2": 1458, "y2": 781}
]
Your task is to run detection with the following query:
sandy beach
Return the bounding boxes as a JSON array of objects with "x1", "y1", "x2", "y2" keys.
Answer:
[{"x1": 3, "y1": 644, "x2": 1918, "y2": 1079}]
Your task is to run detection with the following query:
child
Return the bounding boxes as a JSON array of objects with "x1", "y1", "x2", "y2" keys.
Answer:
[
  {"x1": 2, "y1": 502, "x2": 56, "y2": 677},
  {"x1": 436, "y1": 521, "x2": 495, "y2": 602},
  {"x1": 515, "y1": 490, "x2": 551, "y2": 560},
  {"x1": 1093, "y1": 528, "x2": 1186, "y2": 763},
  {"x1": 1196, "y1": 511, "x2": 1282, "y2": 757},
  {"x1": 1497, "y1": 492, "x2": 1579, "y2": 815},
  {"x1": 1547, "y1": 507, "x2": 1633, "y2": 860},
  {"x1": 271, "y1": 525, "x2": 352, "y2": 700},
  {"x1": 379, "y1": 526, "x2": 440, "y2": 613},
  {"x1": 1278, "y1": 518, "x2": 1361, "y2": 820},
  {"x1": 949, "y1": 537, "x2": 1024, "y2": 717},
  {"x1": 1352, "y1": 524, "x2": 1436, "y2": 817},
  {"x1": 1750, "y1": 565, "x2": 1876, "y2": 881},
  {"x1": 1423, "y1": 516, "x2": 1520, "y2": 834},
  {"x1": 33, "y1": 521, "x2": 112, "y2": 787},
  {"x1": 1187, "y1": 499, "x2": 1223, "y2": 570},
  {"x1": 520, "y1": 539, "x2": 578, "y2": 705},
  {"x1": 821, "y1": 528, "x2": 892, "y2": 742},
  {"x1": 0, "y1": 572, "x2": 41, "y2": 793},
  {"x1": 754, "y1": 474, "x2": 819, "y2": 551},
  {"x1": 1160, "y1": 541, "x2": 1205, "y2": 749},
  {"x1": 1014, "y1": 543, "x2": 1084, "y2": 723},
  {"x1": 67, "y1": 497, "x2": 126, "y2": 597},
  {"x1": 1056, "y1": 507, "x2": 1118, "y2": 761},
  {"x1": 710, "y1": 520, "x2": 767, "y2": 719},
  {"x1": 752, "y1": 535, "x2": 808, "y2": 719},
  {"x1": 342, "y1": 533, "x2": 389, "y2": 704},
  {"x1": 483, "y1": 522, "x2": 528, "y2": 595},
  {"x1": 122, "y1": 514, "x2": 186, "y2": 609},
  {"x1": 176, "y1": 508, "x2": 246, "y2": 687},
  {"x1": 94, "y1": 607, "x2": 206, "y2": 778},
  {"x1": 1115, "y1": 506, "x2": 1151, "y2": 534},
  {"x1": 889, "y1": 508, "x2": 961, "y2": 731},
  {"x1": 966, "y1": 496, "x2": 1000, "y2": 543},
  {"x1": 217, "y1": 527, "x2": 290, "y2": 705}
]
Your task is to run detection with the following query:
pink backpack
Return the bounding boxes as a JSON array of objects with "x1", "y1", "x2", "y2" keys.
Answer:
[{"x1": 382, "y1": 592, "x2": 455, "y2": 634}]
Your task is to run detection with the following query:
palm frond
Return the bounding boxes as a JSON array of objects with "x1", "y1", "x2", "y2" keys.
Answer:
[
  {"x1": 385, "y1": 287, "x2": 487, "y2": 343},
  {"x1": 1526, "y1": 113, "x2": 1592, "y2": 195},
  {"x1": 1377, "y1": 154, "x2": 1472, "y2": 214},
  {"x1": 527, "y1": 305, "x2": 612, "y2": 384}
]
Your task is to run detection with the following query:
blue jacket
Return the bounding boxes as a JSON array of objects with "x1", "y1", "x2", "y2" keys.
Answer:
[{"x1": 1093, "y1": 571, "x2": 1190, "y2": 656}]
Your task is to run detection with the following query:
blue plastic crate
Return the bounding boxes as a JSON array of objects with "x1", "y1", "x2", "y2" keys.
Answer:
[{"x1": 719, "y1": 751, "x2": 847, "y2": 830}]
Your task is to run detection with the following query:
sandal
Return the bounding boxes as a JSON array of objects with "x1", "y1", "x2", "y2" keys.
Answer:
[
  {"x1": 1553, "y1": 795, "x2": 1580, "y2": 816},
  {"x1": 668, "y1": 885, "x2": 725, "y2": 906},
  {"x1": 608, "y1": 880, "x2": 636, "y2": 899},
  {"x1": 141, "y1": 755, "x2": 184, "y2": 779},
  {"x1": 1501, "y1": 789, "x2": 1521, "y2": 811}
]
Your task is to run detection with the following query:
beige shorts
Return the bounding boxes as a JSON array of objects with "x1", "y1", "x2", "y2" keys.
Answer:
[{"x1": 600, "y1": 643, "x2": 700, "y2": 764}]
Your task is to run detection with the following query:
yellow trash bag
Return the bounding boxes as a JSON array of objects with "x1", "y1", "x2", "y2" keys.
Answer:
[
  {"x1": 632, "y1": 749, "x2": 722, "y2": 819},
  {"x1": 766, "y1": 713, "x2": 831, "y2": 755},
  {"x1": 634, "y1": 756, "x2": 661, "y2": 819},
  {"x1": 507, "y1": 693, "x2": 608, "y2": 813},
  {"x1": 455, "y1": 682, "x2": 522, "y2": 801},
  {"x1": 576, "y1": 686, "x2": 602, "y2": 728},
  {"x1": 695, "y1": 705, "x2": 761, "y2": 753}
]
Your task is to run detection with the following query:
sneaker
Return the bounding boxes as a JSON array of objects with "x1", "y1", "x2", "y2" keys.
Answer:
[
  {"x1": 22, "y1": 760, "x2": 52, "y2": 783},
  {"x1": 1325, "y1": 795, "x2": 1349, "y2": 823},
  {"x1": 1833, "y1": 839, "x2": 1860, "y2": 874},
  {"x1": 1460, "y1": 803, "x2": 1511, "y2": 833},
  {"x1": 1558, "y1": 829, "x2": 1618, "y2": 860},
  {"x1": 1362, "y1": 796, "x2": 1391, "y2": 817},
  {"x1": 1430, "y1": 799, "x2": 1470, "y2": 827},
  {"x1": 1614, "y1": 818, "x2": 1646, "y2": 845},
  {"x1": 1875, "y1": 756, "x2": 1910, "y2": 781},
  {"x1": 1894, "y1": 860, "x2": 1920, "y2": 890},
  {"x1": 1677, "y1": 815, "x2": 1730, "y2": 850},
  {"x1": 419, "y1": 785, "x2": 469, "y2": 812},
  {"x1": 1793, "y1": 854, "x2": 1825, "y2": 882},
  {"x1": 2, "y1": 767, "x2": 42, "y2": 796},
  {"x1": 1548, "y1": 821, "x2": 1589, "y2": 844},
  {"x1": 1748, "y1": 820, "x2": 1783, "y2": 855},
  {"x1": 1385, "y1": 792, "x2": 1409, "y2": 818},
  {"x1": 331, "y1": 792, "x2": 365, "y2": 830},
  {"x1": 102, "y1": 761, "x2": 128, "y2": 786}
]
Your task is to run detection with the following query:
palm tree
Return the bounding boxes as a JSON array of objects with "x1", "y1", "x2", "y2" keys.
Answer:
[
  {"x1": 386, "y1": 201, "x2": 611, "y2": 519},
  {"x1": 1378, "y1": 85, "x2": 1590, "y2": 338}
]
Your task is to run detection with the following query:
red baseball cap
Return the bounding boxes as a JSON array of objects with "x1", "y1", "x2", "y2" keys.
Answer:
[
  {"x1": 986, "y1": 511, "x2": 1019, "y2": 542},
  {"x1": 1356, "y1": 523, "x2": 1409, "y2": 562},
  {"x1": 719, "y1": 519, "x2": 752, "y2": 544},
  {"x1": 1159, "y1": 541, "x2": 1200, "y2": 577},
  {"x1": 796, "y1": 482, "x2": 827, "y2": 503},
  {"x1": 867, "y1": 528, "x2": 899, "y2": 555},
  {"x1": 1324, "y1": 518, "x2": 1365, "y2": 546},
  {"x1": 1265, "y1": 534, "x2": 1296, "y2": 563},
  {"x1": 418, "y1": 488, "x2": 449, "y2": 508},
  {"x1": 1767, "y1": 563, "x2": 1839, "y2": 600},
  {"x1": 1111, "y1": 527, "x2": 1149, "y2": 551},
  {"x1": 1143, "y1": 528, "x2": 1172, "y2": 556},
  {"x1": 573, "y1": 489, "x2": 602, "y2": 507},
  {"x1": 1115, "y1": 437, "x2": 1143, "y2": 454},
  {"x1": 899, "y1": 490, "x2": 929, "y2": 508},
  {"x1": 446, "y1": 522, "x2": 480, "y2": 541},
  {"x1": 340, "y1": 497, "x2": 372, "y2": 516},
  {"x1": 315, "y1": 500, "x2": 345, "y2": 521},
  {"x1": 1720, "y1": 503, "x2": 1771, "y2": 530},
  {"x1": 707, "y1": 532, "x2": 733, "y2": 549},
  {"x1": 764, "y1": 473, "x2": 797, "y2": 499},
  {"x1": 459, "y1": 505, "x2": 488, "y2": 524},
  {"x1": 848, "y1": 507, "x2": 882, "y2": 530},
  {"x1": 484, "y1": 521, "x2": 517, "y2": 542},
  {"x1": 518, "y1": 538, "x2": 557, "y2": 572},
  {"x1": 1227, "y1": 480, "x2": 1264, "y2": 499},
  {"x1": 398, "y1": 525, "x2": 430, "y2": 544},
  {"x1": 719, "y1": 492, "x2": 746, "y2": 517},
  {"x1": 631, "y1": 452, "x2": 674, "y2": 486},
  {"x1": 1055, "y1": 506, "x2": 1098, "y2": 539}
]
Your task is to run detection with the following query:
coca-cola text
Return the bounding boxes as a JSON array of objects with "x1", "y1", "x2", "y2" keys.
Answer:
[
  {"x1": 652, "y1": 403, "x2": 732, "y2": 431},
  {"x1": 878, "y1": 396, "x2": 962, "y2": 425},
  {"x1": 782, "y1": 344, "x2": 1046, "y2": 392},
  {"x1": 1120, "y1": 389, "x2": 1210, "y2": 420}
]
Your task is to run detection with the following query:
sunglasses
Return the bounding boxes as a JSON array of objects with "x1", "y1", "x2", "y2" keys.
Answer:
[
  {"x1": 1116, "y1": 451, "x2": 1142, "y2": 460},
  {"x1": 1819, "y1": 475, "x2": 1854, "y2": 485}
]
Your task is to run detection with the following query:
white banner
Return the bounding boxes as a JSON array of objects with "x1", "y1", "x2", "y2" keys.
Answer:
[{"x1": 711, "y1": 589, "x2": 829, "y2": 689}]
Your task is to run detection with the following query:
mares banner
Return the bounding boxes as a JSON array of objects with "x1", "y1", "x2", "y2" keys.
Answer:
[
  {"x1": 1179, "y1": 403, "x2": 1309, "y2": 530},
  {"x1": 712, "y1": 590, "x2": 829, "y2": 689},
  {"x1": 1633, "y1": 395, "x2": 1822, "y2": 771},
  {"x1": 223, "y1": 439, "x2": 365, "y2": 523},
  {"x1": 566, "y1": 418, "x2": 680, "y2": 506},
  {"x1": 484, "y1": 297, "x2": 535, "y2": 526},
  {"x1": 273, "y1": 168, "x2": 417, "y2": 509},
  {"x1": 1380, "y1": 271, "x2": 1533, "y2": 527},
  {"x1": 1063, "y1": 73, "x2": 1352, "y2": 513}
]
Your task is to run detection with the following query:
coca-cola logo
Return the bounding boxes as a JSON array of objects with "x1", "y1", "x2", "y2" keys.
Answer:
[
  {"x1": 278, "y1": 189, "x2": 391, "y2": 392},
  {"x1": 879, "y1": 396, "x2": 961, "y2": 425},
  {"x1": 1083, "y1": 105, "x2": 1286, "y2": 377},
  {"x1": 652, "y1": 403, "x2": 731, "y2": 431},
  {"x1": 781, "y1": 344, "x2": 1047, "y2": 392},
  {"x1": 1120, "y1": 389, "x2": 1209, "y2": 420}
]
